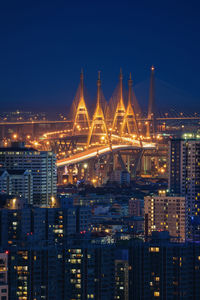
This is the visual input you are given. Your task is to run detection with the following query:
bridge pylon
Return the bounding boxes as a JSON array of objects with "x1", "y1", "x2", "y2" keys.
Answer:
[
  {"x1": 87, "y1": 72, "x2": 110, "y2": 148},
  {"x1": 111, "y1": 69, "x2": 126, "y2": 134},
  {"x1": 147, "y1": 66, "x2": 156, "y2": 138},
  {"x1": 72, "y1": 70, "x2": 90, "y2": 135},
  {"x1": 121, "y1": 73, "x2": 139, "y2": 137}
]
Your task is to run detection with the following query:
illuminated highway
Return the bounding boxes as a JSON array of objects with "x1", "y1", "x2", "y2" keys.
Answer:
[
  {"x1": 0, "y1": 120, "x2": 72, "y2": 125},
  {"x1": 1, "y1": 113, "x2": 200, "y2": 126},
  {"x1": 57, "y1": 142, "x2": 155, "y2": 167}
]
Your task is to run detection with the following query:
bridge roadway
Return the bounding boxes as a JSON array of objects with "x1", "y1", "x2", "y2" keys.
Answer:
[
  {"x1": 57, "y1": 142, "x2": 155, "y2": 167},
  {"x1": 1, "y1": 114, "x2": 200, "y2": 126}
]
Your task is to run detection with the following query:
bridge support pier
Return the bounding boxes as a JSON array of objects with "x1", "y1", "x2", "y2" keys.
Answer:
[
  {"x1": 130, "y1": 149, "x2": 144, "y2": 178},
  {"x1": 68, "y1": 166, "x2": 74, "y2": 184}
]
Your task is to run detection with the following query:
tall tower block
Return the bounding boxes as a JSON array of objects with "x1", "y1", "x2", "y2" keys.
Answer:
[
  {"x1": 147, "y1": 66, "x2": 156, "y2": 137},
  {"x1": 112, "y1": 69, "x2": 126, "y2": 133},
  {"x1": 72, "y1": 70, "x2": 90, "y2": 135},
  {"x1": 87, "y1": 72, "x2": 109, "y2": 147},
  {"x1": 121, "y1": 73, "x2": 139, "y2": 136}
]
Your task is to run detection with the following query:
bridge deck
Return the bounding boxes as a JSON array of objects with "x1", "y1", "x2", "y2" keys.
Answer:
[{"x1": 57, "y1": 142, "x2": 155, "y2": 167}]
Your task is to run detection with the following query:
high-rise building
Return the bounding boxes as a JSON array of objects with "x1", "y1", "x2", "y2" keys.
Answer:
[
  {"x1": 7, "y1": 239, "x2": 115, "y2": 300},
  {"x1": 128, "y1": 231, "x2": 200, "y2": 299},
  {"x1": 8, "y1": 246, "x2": 63, "y2": 300},
  {"x1": 0, "y1": 252, "x2": 8, "y2": 300},
  {"x1": 65, "y1": 239, "x2": 115, "y2": 300},
  {"x1": 0, "y1": 170, "x2": 33, "y2": 204},
  {"x1": 114, "y1": 249, "x2": 129, "y2": 300},
  {"x1": 144, "y1": 191, "x2": 187, "y2": 242},
  {"x1": 0, "y1": 143, "x2": 57, "y2": 205},
  {"x1": 168, "y1": 138, "x2": 200, "y2": 234},
  {"x1": 0, "y1": 206, "x2": 91, "y2": 248},
  {"x1": 3, "y1": 231, "x2": 200, "y2": 299}
]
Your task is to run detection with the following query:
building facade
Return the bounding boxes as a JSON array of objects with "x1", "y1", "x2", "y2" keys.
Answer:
[
  {"x1": 144, "y1": 192, "x2": 187, "y2": 242},
  {"x1": 0, "y1": 206, "x2": 91, "y2": 248},
  {"x1": 0, "y1": 144, "x2": 57, "y2": 205},
  {"x1": 0, "y1": 170, "x2": 33, "y2": 204},
  {"x1": 0, "y1": 252, "x2": 8, "y2": 300},
  {"x1": 4, "y1": 233, "x2": 200, "y2": 300},
  {"x1": 168, "y1": 138, "x2": 200, "y2": 235},
  {"x1": 129, "y1": 232, "x2": 200, "y2": 299}
]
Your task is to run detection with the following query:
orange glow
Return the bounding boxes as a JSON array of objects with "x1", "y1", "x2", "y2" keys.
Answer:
[
  {"x1": 159, "y1": 168, "x2": 165, "y2": 174},
  {"x1": 57, "y1": 143, "x2": 155, "y2": 167}
]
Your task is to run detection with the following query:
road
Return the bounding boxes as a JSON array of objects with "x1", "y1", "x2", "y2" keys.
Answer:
[{"x1": 57, "y1": 142, "x2": 155, "y2": 167}]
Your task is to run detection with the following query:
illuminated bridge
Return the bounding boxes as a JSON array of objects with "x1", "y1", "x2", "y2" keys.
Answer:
[
  {"x1": 57, "y1": 142, "x2": 154, "y2": 167},
  {"x1": 1, "y1": 69, "x2": 183, "y2": 183},
  {"x1": 1, "y1": 68, "x2": 199, "y2": 143}
]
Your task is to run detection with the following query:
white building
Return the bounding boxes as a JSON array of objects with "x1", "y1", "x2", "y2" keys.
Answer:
[
  {"x1": 0, "y1": 169, "x2": 33, "y2": 204},
  {"x1": 0, "y1": 143, "x2": 57, "y2": 206}
]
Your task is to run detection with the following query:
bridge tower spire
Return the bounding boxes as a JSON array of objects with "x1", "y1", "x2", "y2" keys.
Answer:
[
  {"x1": 87, "y1": 71, "x2": 109, "y2": 147},
  {"x1": 147, "y1": 66, "x2": 156, "y2": 138},
  {"x1": 80, "y1": 68, "x2": 84, "y2": 99},
  {"x1": 112, "y1": 69, "x2": 126, "y2": 133},
  {"x1": 72, "y1": 70, "x2": 90, "y2": 135},
  {"x1": 121, "y1": 73, "x2": 139, "y2": 136}
]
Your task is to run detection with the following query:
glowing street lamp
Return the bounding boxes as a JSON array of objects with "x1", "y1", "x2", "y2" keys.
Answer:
[
  {"x1": 51, "y1": 196, "x2": 56, "y2": 207},
  {"x1": 12, "y1": 198, "x2": 16, "y2": 209}
]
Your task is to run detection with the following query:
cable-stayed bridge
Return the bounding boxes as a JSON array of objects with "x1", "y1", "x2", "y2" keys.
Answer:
[{"x1": 1, "y1": 68, "x2": 198, "y2": 183}]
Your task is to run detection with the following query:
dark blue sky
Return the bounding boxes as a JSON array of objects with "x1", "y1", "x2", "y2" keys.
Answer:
[{"x1": 0, "y1": 0, "x2": 200, "y2": 113}]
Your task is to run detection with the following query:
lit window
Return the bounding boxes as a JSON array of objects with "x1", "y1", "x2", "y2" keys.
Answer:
[
  {"x1": 149, "y1": 247, "x2": 159, "y2": 252},
  {"x1": 155, "y1": 277, "x2": 160, "y2": 281}
]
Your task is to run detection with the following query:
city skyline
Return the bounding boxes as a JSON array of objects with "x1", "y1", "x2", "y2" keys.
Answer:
[{"x1": 1, "y1": 2, "x2": 200, "y2": 299}]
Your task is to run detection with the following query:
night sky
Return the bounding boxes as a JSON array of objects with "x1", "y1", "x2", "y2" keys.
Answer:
[{"x1": 0, "y1": 0, "x2": 200, "y2": 114}]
